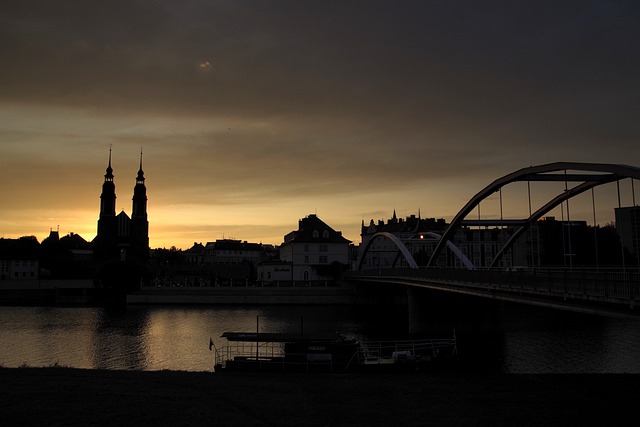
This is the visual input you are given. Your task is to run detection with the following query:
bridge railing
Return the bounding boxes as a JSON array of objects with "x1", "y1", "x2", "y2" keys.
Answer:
[{"x1": 346, "y1": 267, "x2": 640, "y2": 305}]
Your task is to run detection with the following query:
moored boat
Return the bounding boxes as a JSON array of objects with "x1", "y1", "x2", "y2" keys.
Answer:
[
  {"x1": 213, "y1": 331, "x2": 359, "y2": 372},
  {"x1": 356, "y1": 337, "x2": 458, "y2": 371},
  {"x1": 212, "y1": 330, "x2": 457, "y2": 373}
]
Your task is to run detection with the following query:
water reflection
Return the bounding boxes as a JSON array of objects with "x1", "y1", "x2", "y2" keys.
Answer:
[
  {"x1": 1, "y1": 304, "x2": 639, "y2": 373},
  {"x1": 501, "y1": 305, "x2": 640, "y2": 373},
  {"x1": 90, "y1": 309, "x2": 150, "y2": 370},
  {"x1": 0, "y1": 306, "x2": 101, "y2": 368}
]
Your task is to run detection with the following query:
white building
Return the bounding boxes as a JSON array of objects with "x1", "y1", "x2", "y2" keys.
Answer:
[
  {"x1": 0, "y1": 238, "x2": 39, "y2": 281},
  {"x1": 274, "y1": 214, "x2": 351, "y2": 282}
]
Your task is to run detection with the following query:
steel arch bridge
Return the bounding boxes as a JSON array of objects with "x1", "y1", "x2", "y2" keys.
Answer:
[
  {"x1": 426, "y1": 162, "x2": 640, "y2": 269},
  {"x1": 357, "y1": 231, "x2": 475, "y2": 271}
]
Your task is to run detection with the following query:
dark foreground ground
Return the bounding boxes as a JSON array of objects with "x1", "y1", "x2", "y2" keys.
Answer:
[{"x1": 1, "y1": 368, "x2": 638, "y2": 426}]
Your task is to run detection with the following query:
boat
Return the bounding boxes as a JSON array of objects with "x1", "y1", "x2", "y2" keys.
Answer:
[
  {"x1": 211, "y1": 330, "x2": 457, "y2": 373},
  {"x1": 355, "y1": 337, "x2": 458, "y2": 371},
  {"x1": 212, "y1": 331, "x2": 359, "y2": 372}
]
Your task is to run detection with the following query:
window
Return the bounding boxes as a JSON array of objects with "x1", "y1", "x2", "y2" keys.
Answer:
[
  {"x1": 323, "y1": 230, "x2": 329, "y2": 239},
  {"x1": 312, "y1": 230, "x2": 319, "y2": 238},
  {"x1": 319, "y1": 244, "x2": 328, "y2": 252},
  {"x1": 304, "y1": 256, "x2": 309, "y2": 264},
  {"x1": 319, "y1": 256, "x2": 328, "y2": 264}
]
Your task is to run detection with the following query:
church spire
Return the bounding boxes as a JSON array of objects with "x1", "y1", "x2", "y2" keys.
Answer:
[
  {"x1": 136, "y1": 148, "x2": 145, "y2": 185},
  {"x1": 131, "y1": 148, "x2": 149, "y2": 262},
  {"x1": 96, "y1": 147, "x2": 118, "y2": 262},
  {"x1": 104, "y1": 146, "x2": 114, "y2": 182},
  {"x1": 412, "y1": 209, "x2": 421, "y2": 233},
  {"x1": 132, "y1": 149, "x2": 147, "y2": 220},
  {"x1": 99, "y1": 147, "x2": 116, "y2": 217}
]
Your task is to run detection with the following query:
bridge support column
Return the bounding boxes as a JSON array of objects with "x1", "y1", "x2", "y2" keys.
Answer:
[{"x1": 407, "y1": 287, "x2": 424, "y2": 334}]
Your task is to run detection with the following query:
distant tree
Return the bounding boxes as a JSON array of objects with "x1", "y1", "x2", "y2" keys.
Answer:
[
  {"x1": 152, "y1": 247, "x2": 184, "y2": 265},
  {"x1": 19, "y1": 235, "x2": 39, "y2": 242}
]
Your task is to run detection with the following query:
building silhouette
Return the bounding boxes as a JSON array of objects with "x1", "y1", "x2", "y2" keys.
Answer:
[
  {"x1": 269, "y1": 214, "x2": 351, "y2": 282},
  {"x1": 93, "y1": 149, "x2": 149, "y2": 264},
  {"x1": 616, "y1": 206, "x2": 640, "y2": 260},
  {"x1": 359, "y1": 210, "x2": 515, "y2": 269},
  {"x1": 0, "y1": 237, "x2": 39, "y2": 280}
]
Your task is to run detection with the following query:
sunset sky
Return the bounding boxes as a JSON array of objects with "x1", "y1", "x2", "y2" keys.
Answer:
[{"x1": 1, "y1": 1, "x2": 639, "y2": 249}]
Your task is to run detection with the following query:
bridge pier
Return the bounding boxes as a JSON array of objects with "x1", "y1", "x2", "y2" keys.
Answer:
[
  {"x1": 405, "y1": 285, "x2": 505, "y2": 333},
  {"x1": 352, "y1": 281, "x2": 408, "y2": 306},
  {"x1": 407, "y1": 287, "x2": 423, "y2": 334}
]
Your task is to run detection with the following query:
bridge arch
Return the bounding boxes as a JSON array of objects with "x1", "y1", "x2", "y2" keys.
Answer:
[
  {"x1": 358, "y1": 232, "x2": 418, "y2": 270},
  {"x1": 426, "y1": 162, "x2": 640, "y2": 268},
  {"x1": 358, "y1": 231, "x2": 475, "y2": 271}
]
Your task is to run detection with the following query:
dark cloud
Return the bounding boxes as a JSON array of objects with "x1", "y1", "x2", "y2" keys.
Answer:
[
  {"x1": 2, "y1": 1, "x2": 639, "y2": 246},
  {"x1": 3, "y1": 1, "x2": 639, "y2": 125}
]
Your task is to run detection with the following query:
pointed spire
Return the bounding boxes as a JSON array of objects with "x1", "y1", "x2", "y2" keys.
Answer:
[
  {"x1": 104, "y1": 146, "x2": 114, "y2": 181},
  {"x1": 136, "y1": 148, "x2": 145, "y2": 184},
  {"x1": 412, "y1": 209, "x2": 421, "y2": 233}
]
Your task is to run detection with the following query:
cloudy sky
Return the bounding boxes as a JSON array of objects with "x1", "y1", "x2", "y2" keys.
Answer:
[{"x1": 1, "y1": 0, "x2": 639, "y2": 249}]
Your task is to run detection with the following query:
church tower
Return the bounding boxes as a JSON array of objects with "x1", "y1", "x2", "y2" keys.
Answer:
[
  {"x1": 95, "y1": 148, "x2": 118, "y2": 261},
  {"x1": 129, "y1": 150, "x2": 149, "y2": 262}
]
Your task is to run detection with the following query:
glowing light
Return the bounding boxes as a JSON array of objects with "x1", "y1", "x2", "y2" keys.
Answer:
[{"x1": 197, "y1": 61, "x2": 213, "y2": 72}]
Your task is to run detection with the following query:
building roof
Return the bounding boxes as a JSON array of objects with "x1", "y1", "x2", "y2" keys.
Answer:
[
  {"x1": 185, "y1": 242, "x2": 206, "y2": 254},
  {"x1": 117, "y1": 210, "x2": 131, "y2": 220},
  {"x1": 207, "y1": 239, "x2": 264, "y2": 252},
  {"x1": 283, "y1": 214, "x2": 351, "y2": 245},
  {"x1": 362, "y1": 212, "x2": 448, "y2": 236},
  {"x1": 0, "y1": 238, "x2": 40, "y2": 260},
  {"x1": 60, "y1": 233, "x2": 91, "y2": 250}
]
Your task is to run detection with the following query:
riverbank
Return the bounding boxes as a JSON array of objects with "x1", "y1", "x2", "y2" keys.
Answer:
[
  {"x1": 127, "y1": 286, "x2": 358, "y2": 305},
  {"x1": 0, "y1": 282, "x2": 363, "y2": 306},
  {"x1": 1, "y1": 368, "x2": 637, "y2": 426}
]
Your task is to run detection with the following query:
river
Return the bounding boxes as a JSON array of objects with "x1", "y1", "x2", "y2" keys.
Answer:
[{"x1": 1, "y1": 302, "x2": 639, "y2": 373}]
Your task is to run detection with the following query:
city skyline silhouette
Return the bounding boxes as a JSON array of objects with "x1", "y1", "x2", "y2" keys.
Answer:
[{"x1": 1, "y1": 1, "x2": 639, "y2": 249}]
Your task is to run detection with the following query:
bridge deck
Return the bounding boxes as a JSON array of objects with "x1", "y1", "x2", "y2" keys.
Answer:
[{"x1": 345, "y1": 268, "x2": 640, "y2": 318}]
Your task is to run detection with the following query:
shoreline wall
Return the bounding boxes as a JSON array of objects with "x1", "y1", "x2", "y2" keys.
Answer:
[
  {"x1": 0, "y1": 279, "x2": 94, "y2": 290},
  {"x1": 0, "y1": 280, "x2": 97, "y2": 306},
  {"x1": 127, "y1": 286, "x2": 358, "y2": 305}
]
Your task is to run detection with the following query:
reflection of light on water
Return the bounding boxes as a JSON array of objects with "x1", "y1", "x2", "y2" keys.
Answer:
[
  {"x1": 601, "y1": 317, "x2": 640, "y2": 373},
  {"x1": 0, "y1": 307, "x2": 102, "y2": 369},
  {"x1": 500, "y1": 305, "x2": 640, "y2": 373},
  {"x1": 2, "y1": 305, "x2": 640, "y2": 373}
]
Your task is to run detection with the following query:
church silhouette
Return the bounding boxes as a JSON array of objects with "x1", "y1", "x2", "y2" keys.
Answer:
[{"x1": 93, "y1": 149, "x2": 149, "y2": 264}]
